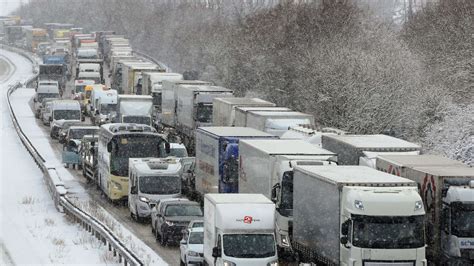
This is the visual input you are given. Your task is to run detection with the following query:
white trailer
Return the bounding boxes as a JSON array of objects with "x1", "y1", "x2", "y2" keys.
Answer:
[
  {"x1": 293, "y1": 165, "x2": 427, "y2": 265},
  {"x1": 376, "y1": 155, "x2": 474, "y2": 264},
  {"x1": 243, "y1": 110, "x2": 315, "y2": 137},
  {"x1": 238, "y1": 139, "x2": 336, "y2": 253},
  {"x1": 212, "y1": 97, "x2": 275, "y2": 126},
  {"x1": 115, "y1": 95, "x2": 153, "y2": 126},
  {"x1": 322, "y1": 134, "x2": 421, "y2": 167},
  {"x1": 203, "y1": 194, "x2": 278, "y2": 266},
  {"x1": 161, "y1": 80, "x2": 213, "y2": 128},
  {"x1": 233, "y1": 106, "x2": 291, "y2": 128},
  {"x1": 121, "y1": 62, "x2": 162, "y2": 94}
]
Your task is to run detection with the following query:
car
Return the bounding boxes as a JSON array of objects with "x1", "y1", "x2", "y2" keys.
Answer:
[
  {"x1": 40, "y1": 100, "x2": 54, "y2": 125},
  {"x1": 167, "y1": 143, "x2": 189, "y2": 158},
  {"x1": 187, "y1": 219, "x2": 204, "y2": 230},
  {"x1": 151, "y1": 198, "x2": 203, "y2": 246},
  {"x1": 180, "y1": 227, "x2": 204, "y2": 266}
]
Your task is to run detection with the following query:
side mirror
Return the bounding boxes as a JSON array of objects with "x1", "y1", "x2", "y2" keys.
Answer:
[
  {"x1": 130, "y1": 186, "x2": 137, "y2": 194},
  {"x1": 49, "y1": 117, "x2": 53, "y2": 122},
  {"x1": 271, "y1": 183, "x2": 281, "y2": 203},
  {"x1": 33, "y1": 98, "x2": 37, "y2": 103},
  {"x1": 107, "y1": 142, "x2": 112, "y2": 153},
  {"x1": 81, "y1": 116, "x2": 85, "y2": 122},
  {"x1": 165, "y1": 142, "x2": 171, "y2": 154},
  {"x1": 212, "y1": 247, "x2": 221, "y2": 258},
  {"x1": 341, "y1": 220, "x2": 350, "y2": 236},
  {"x1": 90, "y1": 147, "x2": 95, "y2": 155},
  {"x1": 340, "y1": 236, "x2": 349, "y2": 245},
  {"x1": 95, "y1": 110, "x2": 100, "y2": 115}
]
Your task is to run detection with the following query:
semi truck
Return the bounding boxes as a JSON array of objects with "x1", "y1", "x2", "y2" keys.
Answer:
[
  {"x1": 238, "y1": 139, "x2": 337, "y2": 254},
  {"x1": 212, "y1": 97, "x2": 276, "y2": 126},
  {"x1": 203, "y1": 194, "x2": 279, "y2": 266},
  {"x1": 233, "y1": 106, "x2": 291, "y2": 128},
  {"x1": 322, "y1": 134, "x2": 421, "y2": 167},
  {"x1": 160, "y1": 80, "x2": 212, "y2": 129},
  {"x1": 38, "y1": 64, "x2": 66, "y2": 92},
  {"x1": 24, "y1": 28, "x2": 48, "y2": 52},
  {"x1": 90, "y1": 89, "x2": 118, "y2": 126},
  {"x1": 292, "y1": 165, "x2": 427, "y2": 265},
  {"x1": 115, "y1": 95, "x2": 153, "y2": 126},
  {"x1": 121, "y1": 62, "x2": 164, "y2": 95},
  {"x1": 376, "y1": 155, "x2": 474, "y2": 265},
  {"x1": 194, "y1": 127, "x2": 277, "y2": 197}
]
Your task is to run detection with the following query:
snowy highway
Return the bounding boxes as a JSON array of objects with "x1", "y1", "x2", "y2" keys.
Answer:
[
  {"x1": 0, "y1": 49, "x2": 122, "y2": 264},
  {"x1": 1, "y1": 48, "x2": 177, "y2": 265}
]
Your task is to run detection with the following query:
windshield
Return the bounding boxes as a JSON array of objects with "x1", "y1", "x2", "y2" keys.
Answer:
[
  {"x1": 189, "y1": 232, "x2": 203, "y2": 244},
  {"x1": 165, "y1": 204, "x2": 203, "y2": 217},
  {"x1": 279, "y1": 171, "x2": 293, "y2": 216},
  {"x1": 100, "y1": 104, "x2": 117, "y2": 114},
  {"x1": 352, "y1": 215, "x2": 425, "y2": 249},
  {"x1": 223, "y1": 234, "x2": 275, "y2": 258},
  {"x1": 167, "y1": 148, "x2": 188, "y2": 158},
  {"x1": 196, "y1": 104, "x2": 212, "y2": 123},
  {"x1": 70, "y1": 129, "x2": 98, "y2": 140},
  {"x1": 451, "y1": 204, "x2": 474, "y2": 237},
  {"x1": 139, "y1": 175, "x2": 180, "y2": 195},
  {"x1": 38, "y1": 93, "x2": 60, "y2": 102},
  {"x1": 86, "y1": 90, "x2": 92, "y2": 98},
  {"x1": 75, "y1": 85, "x2": 86, "y2": 93},
  {"x1": 122, "y1": 116, "x2": 151, "y2": 126},
  {"x1": 110, "y1": 135, "x2": 165, "y2": 176},
  {"x1": 54, "y1": 110, "x2": 81, "y2": 120},
  {"x1": 191, "y1": 222, "x2": 204, "y2": 228}
]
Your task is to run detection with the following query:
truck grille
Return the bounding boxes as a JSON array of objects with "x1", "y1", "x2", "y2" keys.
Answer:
[{"x1": 363, "y1": 262, "x2": 414, "y2": 266}]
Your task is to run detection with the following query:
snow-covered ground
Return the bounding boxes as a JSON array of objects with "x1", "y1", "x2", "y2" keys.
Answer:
[
  {"x1": 1, "y1": 48, "x2": 168, "y2": 265},
  {"x1": 0, "y1": 49, "x2": 120, "y2": 265}
]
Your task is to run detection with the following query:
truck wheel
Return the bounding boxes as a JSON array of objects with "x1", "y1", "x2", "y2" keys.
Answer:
[
  {"x1": 160, "y1": 232, "x2": 167, "y2": 246},
  {"x1": 180, "y1": 258, "x2": 185, "y2": 266},
  {"x1": 154, "y1": 224, "x2": 160, "y2": 242}
]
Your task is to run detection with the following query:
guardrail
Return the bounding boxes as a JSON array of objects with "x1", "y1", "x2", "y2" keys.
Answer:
[
  {"x1": 2, "y1": 45, "x2": 143, "y2": 266},
  {"x1": 133, "y1": 50, "x2": 171, "y2": 72}
]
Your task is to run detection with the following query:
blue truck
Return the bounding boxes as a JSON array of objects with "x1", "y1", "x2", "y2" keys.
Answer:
[{"x1": 194, "y1": 127, "x2": 277, "y2": 196}]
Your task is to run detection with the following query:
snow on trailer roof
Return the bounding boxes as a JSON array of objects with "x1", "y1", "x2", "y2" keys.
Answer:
[
  {"x1": 240, "y1": 139, "x2": 336, "y2": 155},
  {"x1": 198, "y1": 127, "x2": 274, "y2": 137},
  {"x1": 377, "y1": 155, "x2": 466, "y2": 167},
  {"x1": 180, "y1": 85, "x2": 233, "y2": 92},
  {"x1": 295, "y1": 165, "x2": 416, "y2": 187},
  {"x1": 236, "y1": 106, "x2": 291, "y2": 112},
  {"x1": 118, "y1": 95, "x2": 152, "y2": 100},
  {"x1": 214, "y1": 97, "x2": 275, "y2": 105},
  {"x1": 248, "y1": 111, "x2": 312, "y2": 117},
  {"x1": 411, "y1": 165, "x2": 474, "y2": 177},
  {"x1": 325, "y1": 134, "x2": 420, "y2": 150},
  {"x1": 205, "y1": 193, "x2": 273, "y2": 204}
]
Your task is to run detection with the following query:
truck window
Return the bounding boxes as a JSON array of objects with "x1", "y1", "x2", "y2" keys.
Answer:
[
  {"x1": 222, "y1": 234, "x2": 275, "y2": 258},
  {"x1": 196, "y1": 103, "x2": 212, "y2": 123}
]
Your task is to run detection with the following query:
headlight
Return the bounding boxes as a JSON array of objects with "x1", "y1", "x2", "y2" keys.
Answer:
[
  {"x1": 188, "y1": 251, "x2": 199, "y2": 257},
  {"x1": 281, "y1": 234, "x2": 290, "y2": 247},
  {"x1": 267, "y1": 260, "x2": 278, "y2": 266},
  {"x1": 139, "y1": 196, "x2": 149, "y2": 203},
  {"x1": 111, "y1": 181, "x2": 122, "y2": 190},
  {"x1": 165, "y1": 220, "x2": 174, "y2": 226},
  {"x1": 223, "y1": 261, "x2": 236, "y2": 266}
]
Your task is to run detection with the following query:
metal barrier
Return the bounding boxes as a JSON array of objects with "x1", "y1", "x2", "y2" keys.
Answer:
[{"x1": 2, "y1": 45, "x2": 143, "y2": 266}]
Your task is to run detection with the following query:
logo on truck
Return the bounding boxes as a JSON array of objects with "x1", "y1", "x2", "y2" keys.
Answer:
[
  {"x1": 387, "y1": 165, "x2": 401, "y2": 176},
  {"x1": 236, "y1": 216, "x2": 260, "y2": 224},
  {"x1": 422, "y1": 174, "x2": 437, "y2": 244}
]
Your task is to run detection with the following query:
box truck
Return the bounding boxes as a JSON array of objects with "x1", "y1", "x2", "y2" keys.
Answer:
[
  {"x1": 115, "y1": 95, "x2": 153, "y2": 126},
  {"x1": 322, "y1": 134, "x2": 421, "y2": 167},
  {"x1": 293, "y1": 165, "x2": 427, "y2": 265},
  {"x1": 233, "y1": 106, "x2": 291, "y2": 127},
  {"x1": 204, "y1": 194, "x2": 278, "y2": 266},
  {"x1": 238, "y1": 139, "x2": 337, "y2": 254},
  {"x1": 212, "y1": 97, "x2": 275, "y2": 126},
  {"x1": 376, "y1": 155, "x2": 474, "y2": 265},
  {"x1": 194, "y1": 127, "x2": 277, "y2": 197}
]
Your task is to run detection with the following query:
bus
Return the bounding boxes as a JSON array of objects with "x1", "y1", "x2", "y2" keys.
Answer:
[{"x1": 97, "y1": 123, "x2": 170, "y2": 201}]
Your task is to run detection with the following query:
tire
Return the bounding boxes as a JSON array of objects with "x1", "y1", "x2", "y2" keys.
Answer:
[
  {"x1": 155, "y1": 223, "x2": 160, "y2": 242},
  {"x1": 65, "y1": 163, "x2": 69, "y2": 168},
  {"x1": 160, "y1": 230, "x2": 167, "y2": 246},
  {"x1": 180, "y1": 258, "x2": 185, "y2": 266}
]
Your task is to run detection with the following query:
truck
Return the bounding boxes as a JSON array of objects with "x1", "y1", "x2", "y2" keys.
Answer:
[
  {"x1": 160, "y1": 80, "x2": 212, "y2": 129},
  {"x1": 212, "y1": 97, "x2": 276, "y2": 127},
  {"x1": 233, "y1": 106, "x2": 291, "y2": 128},
  {"x1": 292, "y1": 165, "x2": 427, "y2": 265},
  {"x1": 194, "y1": 127, "x2": 277, "y2": 197},
  {"x1": 24, "y1": 28, "x2": 48, "y2": 52},
  {"x1": 90, "y1": 89, "x2": 118, "y2": 126},
  {"x1": 239, "y1": 110, "x2": 315, "y2": 137},
  {"x1": 322, "y1": 134, "x2": 421, "y2": 167},
  {"x1": 115, "y1": 95, "x2": 153, "y2": 126},
  {"x1": 238, "y1": 139, "x2": 337, "y2": 254},
  {"x1": 34, "y1": 80, "x2": 60, "y2": 118},
  {"x1": 203, "y1": 194, "x2": 279, "y2": 266},
  {"x1": 175, "y1": 85, "x2": 234, "y2": 152},
  {"x1": 128, "y1": 157, "x2": 183, "y2": 221},
  {"x1": 121, "y1": 62, "x2": 163, "y2": 95},
  {"x1": 376, "y1": 155, "x2": 474, "y2": 265},
  {"x1": 38, "y1": 64, "x2": 66, "y2": 92}
]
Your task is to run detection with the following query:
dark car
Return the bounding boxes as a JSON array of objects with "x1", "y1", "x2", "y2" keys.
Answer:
[{"x1": 151, "y1": 198, "x2": 203, "y2": 246}]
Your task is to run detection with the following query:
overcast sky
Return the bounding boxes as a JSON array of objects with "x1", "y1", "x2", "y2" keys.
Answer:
[{"x1": 0, "y1": 0, "x2": 28, "y2": 16}]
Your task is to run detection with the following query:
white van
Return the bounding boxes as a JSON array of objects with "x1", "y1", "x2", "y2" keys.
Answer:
[
  {"x1": 77, "y1": 72, "x2": 101, "y2": 84},
  {"x1": 49, "y1": 100, "x2": 82, "y2": 138},
  {"x1": 128, "y1": 157, "x2": 183, "y2": 221},
  {"x1": 78, "y1": 63, "x2": 100, "y2": 73},
  {"x1": 34, "y1": 80, "x2": 60, "y2": 118}
]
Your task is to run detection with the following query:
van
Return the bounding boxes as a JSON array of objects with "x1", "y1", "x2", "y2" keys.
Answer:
[
  {"x1": 34, "y1": 80, "x2": 60, "y2": 118},
  {"x1": 78, "y1": 63, "x2": 100, "y2": 73},
  {"x1": 49, "y1": 100, "x2": 82, "y2": 138},
  {"x1": 77, "y1": 72, "x2": 101, "y2": 84}
]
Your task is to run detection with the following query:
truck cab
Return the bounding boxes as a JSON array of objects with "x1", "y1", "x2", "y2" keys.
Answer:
[{"x1": 204, "y1": 194, "x2": 279, "y2": 266}]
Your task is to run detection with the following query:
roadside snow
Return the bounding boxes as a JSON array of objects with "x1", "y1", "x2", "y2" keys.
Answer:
[{"x1": 0, "y1": 49, "x2": 119, "y2": 265}]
